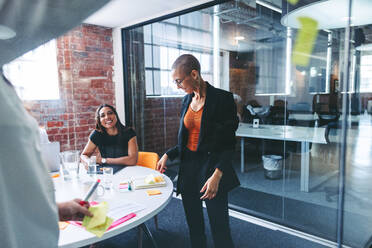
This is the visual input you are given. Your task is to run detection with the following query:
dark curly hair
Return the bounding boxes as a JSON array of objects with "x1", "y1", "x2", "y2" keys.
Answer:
[{"x1": 95, "y1": 104, "x2": 127, "y2": 134}]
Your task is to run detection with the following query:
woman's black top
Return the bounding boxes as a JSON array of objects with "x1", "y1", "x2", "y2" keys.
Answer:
[{"x1": 90, "y1": 127, "x2": 136, "y2": 159}]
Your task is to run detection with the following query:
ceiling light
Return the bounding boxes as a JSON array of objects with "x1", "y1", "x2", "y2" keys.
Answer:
[
  {"x1": 0, "y1": 25, "x2": 16, "y2": 40},
  {"x1": 281, "y1": 0, "x2": 372, "y2": 29},
  {"x1": 235, "y1": 36, "x2": 245, "y2": 40}
]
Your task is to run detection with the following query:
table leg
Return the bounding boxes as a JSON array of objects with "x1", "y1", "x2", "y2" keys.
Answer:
[
  {"x1": 139, "y1": 223, "x2": 159, "y2": 248},
  {"x1": 137, "y1": 227, "x2": 143, "y2": 248},
  {"x1": 241, "y1": 137, "x2": 245, "y2": 173},
  {"x1": 300, "y1": 141, "x2": 310, "y2": 192}
]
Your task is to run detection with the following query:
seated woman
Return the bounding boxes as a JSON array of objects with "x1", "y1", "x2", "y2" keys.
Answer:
[{"x1": 81, "y1": 104, "x2": 138, "y2": 169}]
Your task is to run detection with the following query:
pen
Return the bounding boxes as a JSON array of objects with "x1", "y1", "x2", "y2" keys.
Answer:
[{"x1": 79, "y1": 179, "x2": 101, "y2": 205}]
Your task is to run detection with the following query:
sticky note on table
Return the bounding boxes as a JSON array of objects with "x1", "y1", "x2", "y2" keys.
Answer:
[
  {"x1": 84, "y1": 217, "x2": 113, "y2": 238},
  {"x1": 51, "y1": 173, "x2": 60, "y2": 178},
  {"x1": 82, "y1": 201, "x2": 113, "y2": 237},
  {"x1": 292, "y1": 17, "x2": 319, "y2": 67},
  {"x1": 59, "y1": 221, "x2": 69, "y2": 230},
  {"x1": 119, "y1": 182, "x2": 129, "y2": 189},
  {"x1": 287, "y1": 0, "x2": 299, "y2": 5},
  {"x1": 147, "y1": 189, "x2": 161, "y2": 196}
]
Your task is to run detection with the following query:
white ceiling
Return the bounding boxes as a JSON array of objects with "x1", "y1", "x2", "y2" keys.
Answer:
[{"x1": 84, "y1": 0, "x2": 214, "y2": 28}]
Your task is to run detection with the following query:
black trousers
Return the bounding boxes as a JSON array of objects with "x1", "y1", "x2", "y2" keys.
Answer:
[{"x1": 179, "y1": 148, "x2": 234, "y2": 248}]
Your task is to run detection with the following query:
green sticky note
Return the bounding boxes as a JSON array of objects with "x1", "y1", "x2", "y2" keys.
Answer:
[
  {"x1": 86, "y1": 216, "x2": 113, "y2": 238},
  {"x1": 287, "y1": 0, "x2": 299, "y2": 5},
  {"x1": 82, "y1": 202, "x2": 108, "y2": 229},
  {"x1": 82, "y1": 202, "x2": 113, "y2": 237},
  {"x1": 292, "y1": 17, "x2": 319, "y2": 67}
]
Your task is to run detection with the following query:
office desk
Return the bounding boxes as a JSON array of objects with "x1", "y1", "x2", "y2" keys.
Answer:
[
  {"x1": 55, "y1": 166, "x2": 173, "y2": 248},
  {"x1": 289, "y1": 113, "x2": 362, "y2": 123},
  {"x1": 236, "y1": 123, "x2": 327, "y2": 192}
]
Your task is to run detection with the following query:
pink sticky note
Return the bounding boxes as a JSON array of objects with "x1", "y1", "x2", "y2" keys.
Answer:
[
  {"x1": 119, "y1": 184, "x2": 129, "y2": 189},
  {"x1": 68, "y1": 213, "x2": 136, "y2": 231},
  {"x1": 107, "y1": 213, "x2": 136, "y2": 230}
]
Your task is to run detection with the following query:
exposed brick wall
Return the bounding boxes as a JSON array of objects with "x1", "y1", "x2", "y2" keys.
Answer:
[{"x1": 24, "y1": 24, "x2": 114, "y2": 152}]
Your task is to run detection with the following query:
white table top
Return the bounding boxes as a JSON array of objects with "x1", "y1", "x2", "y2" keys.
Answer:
[
  {"x1": 288, "y1": 113, "x2": 316, "y2": 121},
  {"x1": 289, "y1": 113, "x2": 362, "y2": 122},
  {"x1": 236, "y1": 123, "x2": 327, "y2": 144},
  {"x1": 55, "y1": 166, "x2": 173, "y2": 248}
]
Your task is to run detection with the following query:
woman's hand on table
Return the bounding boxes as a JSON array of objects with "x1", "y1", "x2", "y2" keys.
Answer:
[
  {"x1": 156, "y1": 154, "x2": 168, "y2": 173},
  {"x1": 200, "y1": 169, "x2": 223, "y2": 200},
  {"x1": 80, "y1": 155, "x2": 89, "y2": 170},
  {"x1": 57, "y1": 198, "x2": 93, "y2": 221}
]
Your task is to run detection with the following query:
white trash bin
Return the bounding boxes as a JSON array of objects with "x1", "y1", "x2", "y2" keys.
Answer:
[{"x1": 262, "y1": 155, "x2": 283, "y2": 179}]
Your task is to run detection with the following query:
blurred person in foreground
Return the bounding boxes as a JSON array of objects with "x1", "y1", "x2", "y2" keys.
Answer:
[{"x1": 0, "y1": 0, "x2": 109, "y2": 247}]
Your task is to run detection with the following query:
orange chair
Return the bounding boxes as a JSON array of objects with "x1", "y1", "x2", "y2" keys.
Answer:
[
  {"x1": 137, "y1": 151, "x2": 159, "y2": 169},
  {"x1": 137, "y1": 151, "x2": 160, "y2": 229}
]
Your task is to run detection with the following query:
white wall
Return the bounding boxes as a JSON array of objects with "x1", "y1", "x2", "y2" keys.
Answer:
[{"x1": 112, "y1": 27, "x2": 125, "y2": 124}]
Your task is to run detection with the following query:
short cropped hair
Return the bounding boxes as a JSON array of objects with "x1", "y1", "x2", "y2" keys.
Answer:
[{"x1": 171, "y1": 54, "x2": 201, "y2": 75}]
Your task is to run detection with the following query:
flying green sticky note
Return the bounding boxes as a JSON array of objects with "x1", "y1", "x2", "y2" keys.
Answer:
[
  {"x1": 287, "y1": 0, "x2": 299, "y2": 5},
  {"x1": 292, "y1": 17, "x2": 319, "y2": 67},
  {"x1": 82, "y1": 202, "x2": 113, "y2": 237}
]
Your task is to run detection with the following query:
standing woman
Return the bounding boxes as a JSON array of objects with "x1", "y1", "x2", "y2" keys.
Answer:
[
  {"x1": 81, "y1": 104, "x2": 138, "y2": 167},
  {"x1": 157, "y1": 54, "x2": 240, "y2": 248}
]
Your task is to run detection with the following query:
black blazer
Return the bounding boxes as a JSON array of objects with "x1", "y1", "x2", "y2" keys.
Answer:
[{"x1": 166, "y1": 82, "x2": 240, "y2": 193}]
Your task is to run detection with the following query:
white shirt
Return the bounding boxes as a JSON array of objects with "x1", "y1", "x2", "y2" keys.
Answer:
[{"x1": 0, "y1": 77, "x2": 59, "y2": 248}]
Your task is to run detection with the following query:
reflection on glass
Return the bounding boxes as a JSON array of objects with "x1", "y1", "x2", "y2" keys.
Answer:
[{"x1": 123, "y1": 0, "x2": 372, "y2": 247}]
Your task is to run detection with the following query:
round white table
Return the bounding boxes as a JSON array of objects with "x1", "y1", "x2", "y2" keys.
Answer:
[{"x1": 54, "y1": 166, "x2": 173, "y2": 248}]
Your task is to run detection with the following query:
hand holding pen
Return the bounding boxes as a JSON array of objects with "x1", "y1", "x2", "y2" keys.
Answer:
[
  {"x1": 57, "y1": 179, "x2": 101, "y2": 221},
  {"x1": 57, "y1": 199, "x2": 93, "y2": 221}
]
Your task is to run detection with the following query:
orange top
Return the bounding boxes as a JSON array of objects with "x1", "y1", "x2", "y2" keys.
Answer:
[{"x1": 184, "y1": 105, "x2": 204, "y2": 151}]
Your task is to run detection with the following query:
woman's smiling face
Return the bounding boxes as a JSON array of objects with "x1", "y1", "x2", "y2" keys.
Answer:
[{"x1": 99, "y1": 107, "x2": 117, "y2": 130}]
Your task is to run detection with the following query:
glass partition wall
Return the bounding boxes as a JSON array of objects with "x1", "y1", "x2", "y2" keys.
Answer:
[{"x1": 123, "y1": 0, "x2": 372, "y2": 247}]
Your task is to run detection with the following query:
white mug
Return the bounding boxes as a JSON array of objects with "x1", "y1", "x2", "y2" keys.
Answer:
[{"x1": 253, "y1": 118, "x2": 260, "y2": 128}]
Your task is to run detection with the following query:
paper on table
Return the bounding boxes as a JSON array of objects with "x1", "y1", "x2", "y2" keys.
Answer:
[
  {"x1": 292, "y1": 17, "x2": 319, "y2": 67},
  {"x1": 131, "y1": 175, "x2": 166, "y2": 189},
  {"x1": 67, "y1": 200, "x2": 145, "y2": 235},
  {"x1": 107, "y1": 199, "x2": 145, "y2": 220},
  {"x1": 82, "y1": 202, "x2": 113, "y2": 237}
]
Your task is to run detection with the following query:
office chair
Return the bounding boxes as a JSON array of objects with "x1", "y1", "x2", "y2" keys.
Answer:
[
  {"x1": 137, "y1": 151, "x2": 159, "y2": 170},
  {"x1": 137, "y1": 151, "x2": 160, "y2": 229}
]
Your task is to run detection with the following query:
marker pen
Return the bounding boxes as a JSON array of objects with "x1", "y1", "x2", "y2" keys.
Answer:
[{"x1": 79, "y1": 179, "x2": 101, "y2": 205}]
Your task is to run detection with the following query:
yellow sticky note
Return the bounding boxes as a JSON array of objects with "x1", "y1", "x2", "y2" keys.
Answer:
[
  {"x1": 292, "y1": 17, "x2": 319, "y2": 67},
  {"x1": 85, "y1": 217, "x2": 113, "y2": 238},
  {"x1": 83, "y1": 202, "x2": 108, "y2": 229},
  {"x1": 287, "y1": 0, "x2": 299, "y2": 5},
  {"x1": 82, "y1": 202, "x2": 113, "y2": 237},
  {"x1": 58, "y1": 221, "x2": 69, "y2": 230},
  {"x1": 147, "y1": 189, "x2": 161, "y2": 196}
]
